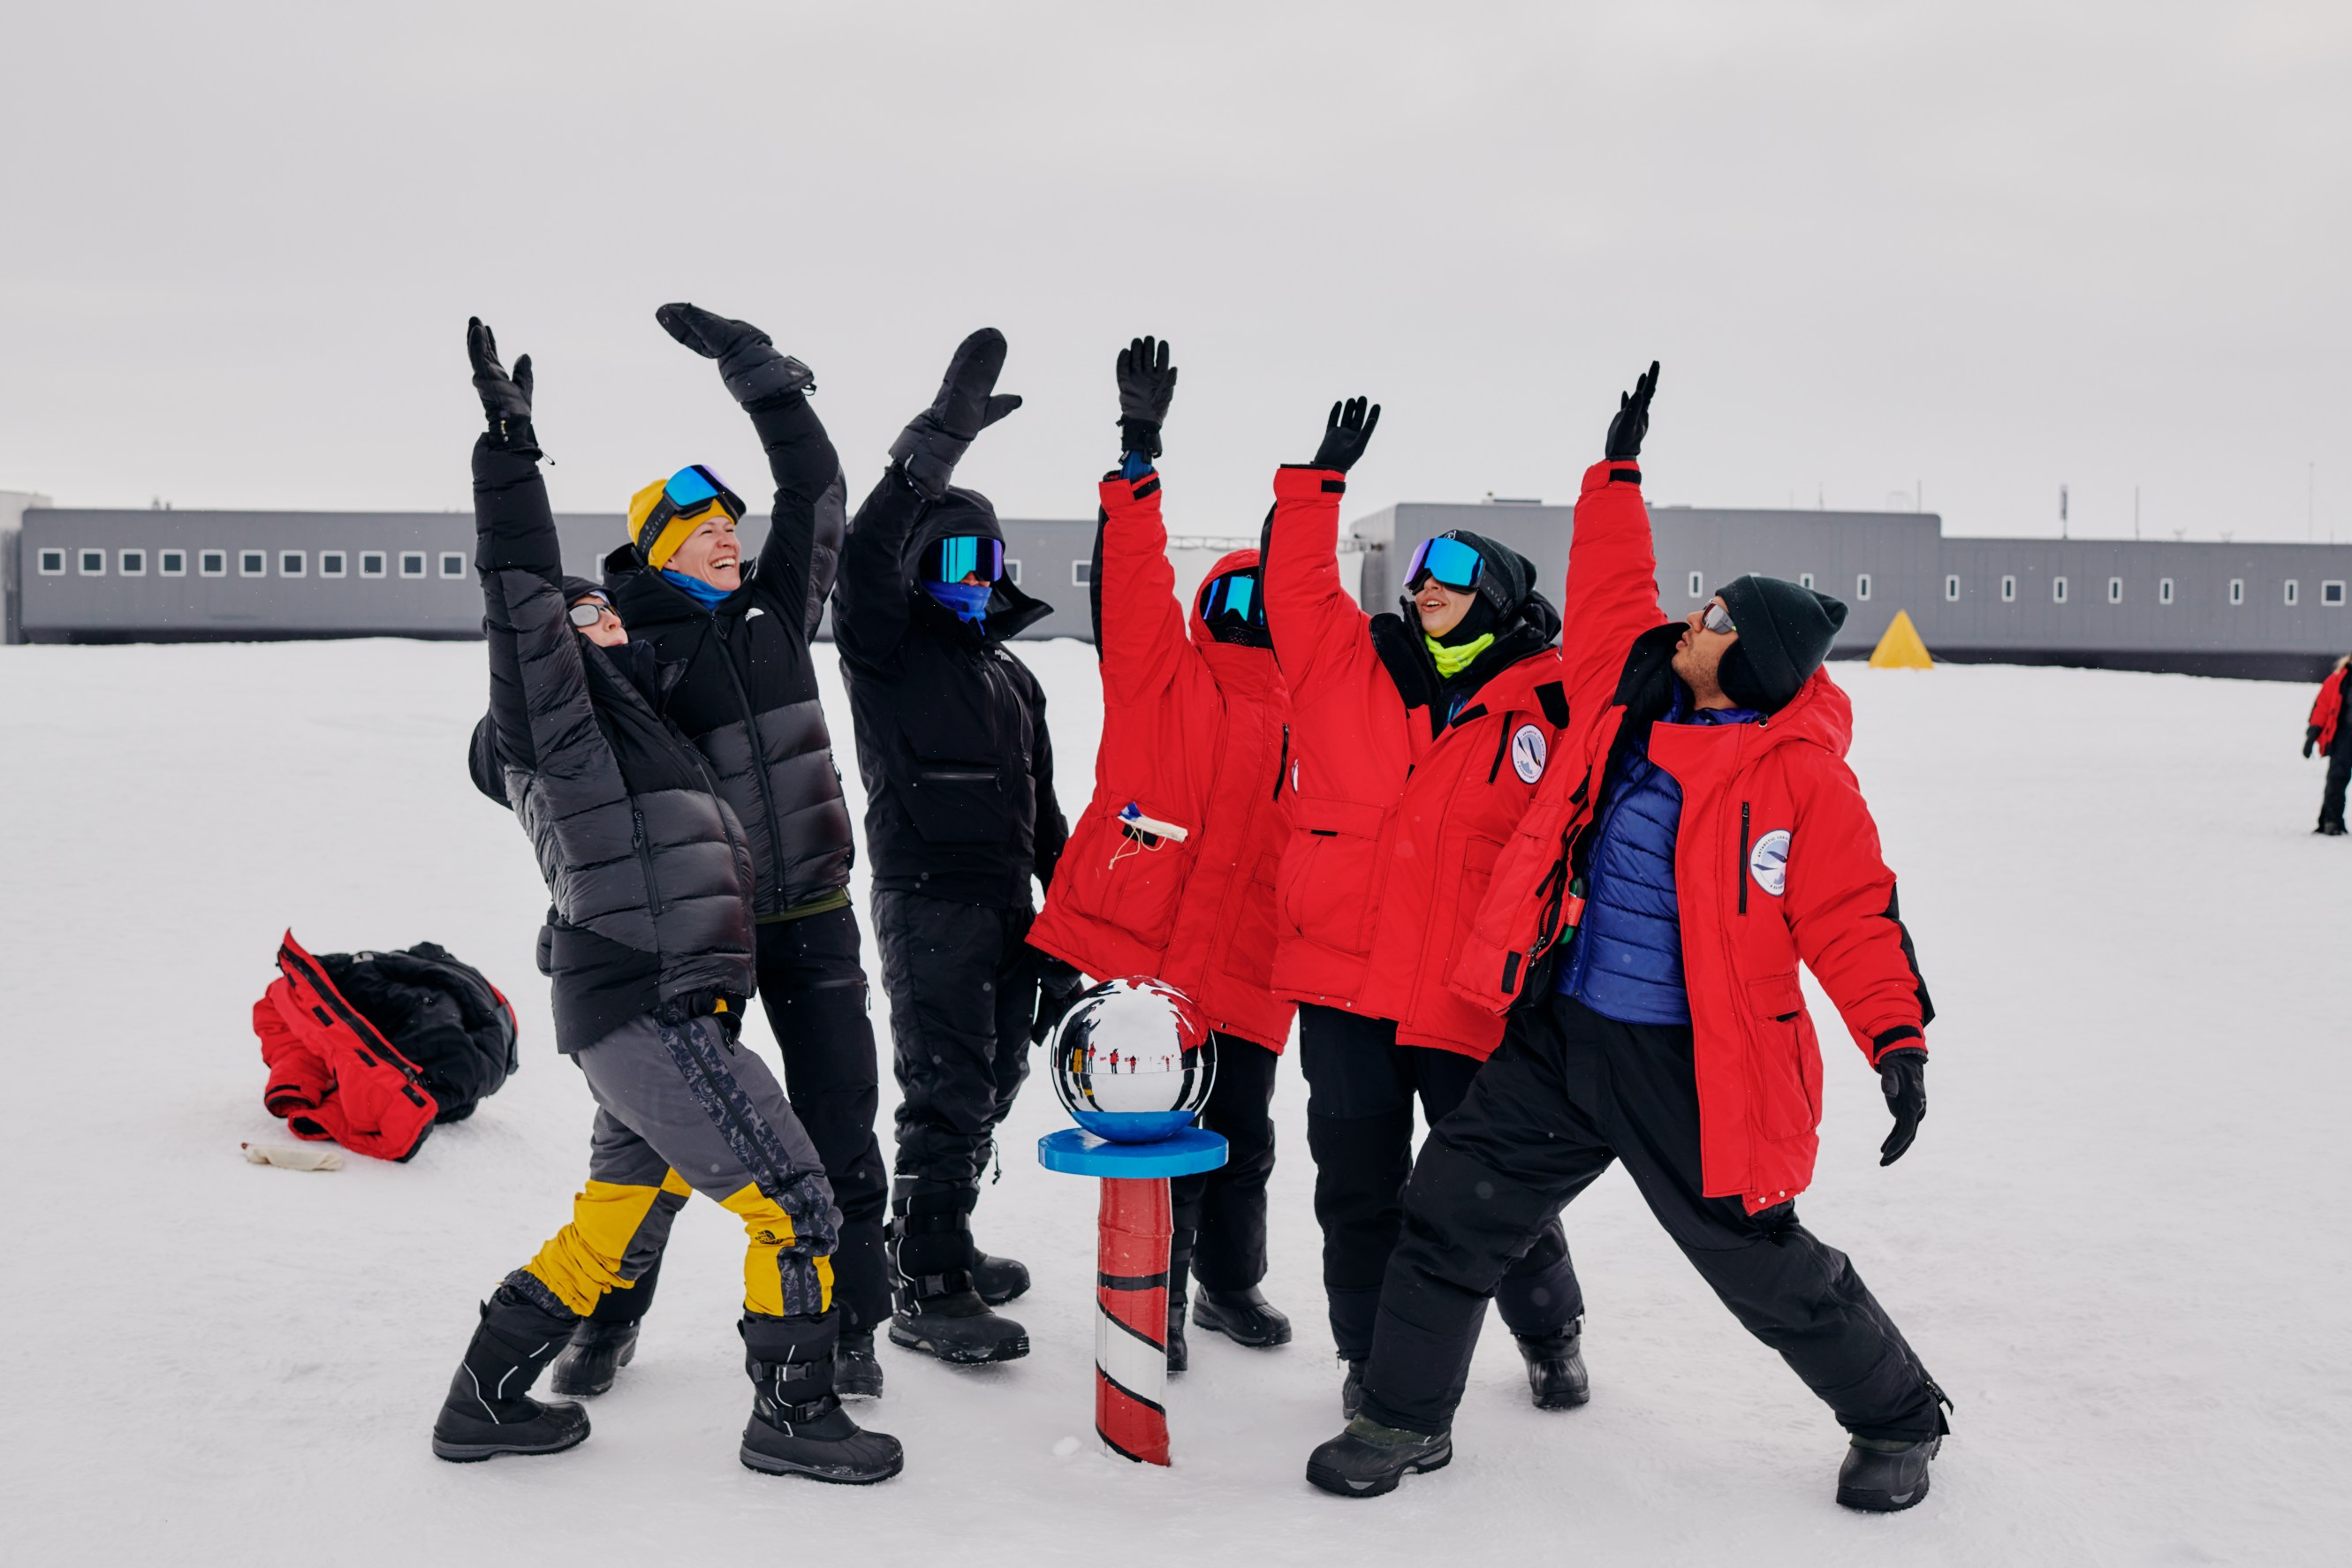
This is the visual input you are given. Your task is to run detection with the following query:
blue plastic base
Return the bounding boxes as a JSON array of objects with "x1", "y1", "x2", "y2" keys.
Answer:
[{"x1": 1037, "y1": 1125, "x2": 1229, "y2": 1179}]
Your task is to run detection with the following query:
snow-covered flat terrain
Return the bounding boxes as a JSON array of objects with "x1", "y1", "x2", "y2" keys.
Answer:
[{"x1": 3, "y1": 638, "x2": 2346, "y2": 1565}]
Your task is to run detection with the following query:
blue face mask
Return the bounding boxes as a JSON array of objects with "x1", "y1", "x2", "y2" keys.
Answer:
[
  {"x1": 659, "y1": 568, "x2": 732, "y2": 611},
  {"x1": 922, "y1": 579, "x2": 991, "y2": 626}
]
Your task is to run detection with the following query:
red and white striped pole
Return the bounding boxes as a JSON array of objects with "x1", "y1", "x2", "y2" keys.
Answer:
[{"x1": 1092, "y1": 1175, "x2": 1172, "y2": 1465}]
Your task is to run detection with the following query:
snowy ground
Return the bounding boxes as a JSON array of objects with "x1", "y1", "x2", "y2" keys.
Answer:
[{"x1": 3, "y1": 637, "x2": 2347, "y2": 1565}]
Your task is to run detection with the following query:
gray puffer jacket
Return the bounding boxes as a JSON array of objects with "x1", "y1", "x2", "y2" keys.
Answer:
[{"x1": 475, "y1": 436, "x2": 756, "y2": 1051}]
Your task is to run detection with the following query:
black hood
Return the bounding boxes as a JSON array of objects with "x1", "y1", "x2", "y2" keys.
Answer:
[{"x1": 904, "y1": 486, "x2": 1052, "y2": 639}]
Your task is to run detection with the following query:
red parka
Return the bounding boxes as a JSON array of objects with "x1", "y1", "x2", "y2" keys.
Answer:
[
  {"x1": 2310, "y1": 667, "x2": 2347, "y2": 754},
  {"x1": 253, "y1": 930, "x2": 441, "y2": 1162},
  {"x1": 1454, "y1": 459, "x2": 1933, "y2": 1210},
  {"x1": 1028, "y1": 467, "x2": 1296, "y2": 1051},
  {"x1": 1262, "y1": 466, "x2": 1569, "y2": 1061}
]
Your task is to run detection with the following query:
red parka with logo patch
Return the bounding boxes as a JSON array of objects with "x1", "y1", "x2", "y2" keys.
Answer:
[
  {"x1": 1027, "y1": 467, "x2": 1295, "y2": 1051},
  {"x1": 1261, "y1": 466, "x2": 1570, "y2": 1061},
  {"x1": 1454, "y1": 458, "x2": 1933, "y2": 1209}
]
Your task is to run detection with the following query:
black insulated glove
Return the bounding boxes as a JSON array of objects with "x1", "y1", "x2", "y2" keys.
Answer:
[
  {"x1": 772, "y1": 1168, "x2": 841, "y2": 1258},
  {"x1": 890, "y1": 328, "x2": 1023, "y2": 499},
  {"x1": 1116, "y1": 334, "x2": 1178, "y2": 458},
  {"x1": 1310, "y1": 396, "x2": 1381, "y2": 473},
  {"x1": 1605, "y1": 360, "x2": 1660, "y2": 462},
  {"x1": 2305, "y1": 726, "x2": 2321, "y2": 759},
  {"x1": 467, "y1": 316, "x2": 539, "y2": 454},
  {"x1": 1030, "y1": 953, "x2": 1088, "y2": 1046},
  {"x1": 655, "y1": 302, "x2": 814, "y2": 410},
  {"x1": 1877, "y1": 1047, "x2": 1927, "y2": 1166}
]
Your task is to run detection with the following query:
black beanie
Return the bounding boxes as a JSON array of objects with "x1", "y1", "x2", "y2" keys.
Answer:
[
  {"x1": 1715, "y1": 573, "x2": 1847, "y2": 713},
  {"x1": 1409, "y1": 528, "x2": 1534, "y2": 646},
  {"x1": 560, "y1": 574, "x2": 606, "y2": 607}
]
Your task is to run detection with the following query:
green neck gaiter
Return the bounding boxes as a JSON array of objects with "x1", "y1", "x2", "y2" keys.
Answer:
[{"x1": 1426, "y1": 631, "x2": 1495, "y2": 678}]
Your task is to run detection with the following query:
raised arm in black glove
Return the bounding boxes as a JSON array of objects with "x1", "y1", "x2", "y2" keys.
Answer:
[
  {"x1": 1605, "y1": 359, "x2": 1660, "y2": 462},
  {"x1": 1310, "y1": 395, "x2": 1381, "y2": 473},
  {"x1": 1116, "y1": 335, "x2": 1178, "y2": 459},
  {"x1": 1877, "y1": 1047, "x2": 1927, "y2": 1166},
  {"x1": 467, "y1": 316, "x2": 539, "y2": 456},
  {"x1": 889, "y1": 327, "x2": 1022, "y2": 499},
  {"x1": 654, "y1": 302, "x2": 815, "y2": 410}
]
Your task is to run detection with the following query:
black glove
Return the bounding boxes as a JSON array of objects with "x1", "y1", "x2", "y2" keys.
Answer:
[
  {"x1": 890, "y1": 328, "x2": 1023, "y2": 499},
  {"x1": 466, "y1": 316, "x2": 538, "y2": 454},
  {"x1": 1605, "y1": 359, "x2": 1660, "y2": 461},
  {"x1": 1030, "y1": 952, "x2": 1088, "y2": 1046},
  {"x1": 1115, "y1": 335, "x2": 1178, "y2": 458},
  {"x1": 654, "y1": 302, "x2": 815, "y2": 410},
  {"x1": 2305, "y1": 726, "x2": 2322, "y2": 759},
  {"x1": 1877, "y1": 1047, "x2": 1927, "y2": 1166},
  {"x1": 1309, "y1": 396, "x2": 1381, "y2": 473},
  {"x1": 771, "y1": 1167, "x2": 840, "y2": 1257}
]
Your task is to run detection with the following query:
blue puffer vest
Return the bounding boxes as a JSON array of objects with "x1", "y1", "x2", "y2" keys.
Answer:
[{"x1": 1558, "y1": 692, "x2": 1757, "y2": 1025}]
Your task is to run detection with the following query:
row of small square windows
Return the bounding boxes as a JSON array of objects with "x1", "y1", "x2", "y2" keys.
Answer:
[
  {"x1": 1684, "y1": 570, "x2": 2346, "y2": 608},
  {"x1": 38, "y1": 548, "x2": 468, "y2": 579}
]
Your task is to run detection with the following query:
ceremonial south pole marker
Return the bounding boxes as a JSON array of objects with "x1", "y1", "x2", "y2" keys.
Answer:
[{"x1": 1039, "y1": 1127, "x2": 1227, "y2": 1466}]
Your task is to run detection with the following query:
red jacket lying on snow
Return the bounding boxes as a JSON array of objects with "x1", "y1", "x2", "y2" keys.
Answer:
[
  {"x1": 1028, "y1": 466, "x2": 1294, "y2": 1050},
  {"x1": 1455, "y1": 458, "x2": 1933, "y2": 1210}
]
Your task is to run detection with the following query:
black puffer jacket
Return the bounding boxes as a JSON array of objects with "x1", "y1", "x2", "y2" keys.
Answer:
[
  {"x1": 475, "y1": 437, "x2": 757, "y2": 1050},
  {"x1": 317, "y1": 942, "x2": 520, "y2": 1123},
  {"x1": 600, "y1": 392, "x2": 854, "y2": 917},
  {"x1": 836, "y1": 472, "x2": 1067, "y2": 908}
]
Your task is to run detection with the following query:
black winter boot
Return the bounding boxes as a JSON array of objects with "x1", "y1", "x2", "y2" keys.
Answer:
[
  {"x1": 835, "y1": 1329, "x2": 884, "y2": 1400},
  {"x1": 1193, "y1": 1285, "x2": 1294, "y2": 1349},
  {"x1": 740, "y1": 1314, "x2": 903, "y2": 1484},
  {"x1": 431, "y1": 1282, "x2": 591, "y2": 1462},
  {"x1": 971, "y1": 1249, "x2": 1032, "y2": 1306},
  {"x1": 1514, "y1": 1322, "x2": 1589, "y2": 1410},
  {"x1": 1305, "y1": 1416, "x2": 1453, "y2": 1498},
  {"x1": 1836, "y1": 1434, "x2": 1941, "y2": 1511},
  {"x1": 1340, "y1": 1358, "x2": 1366, "y2": 1420},
  {"x1": 2321, "y1": 821, "x2": 2348, "y2": 837},
  {"x1": 549, "y1": 1320, "x2": 638, "y2": 1398},
  {"x1": 887, "y1": 1182, "x2": 1029, "y2": 1365}
]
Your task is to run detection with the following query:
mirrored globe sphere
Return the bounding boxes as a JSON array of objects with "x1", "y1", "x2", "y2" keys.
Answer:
[{"x1": 1051, "y1": 977, "x2": 1217, "y2": 1143}]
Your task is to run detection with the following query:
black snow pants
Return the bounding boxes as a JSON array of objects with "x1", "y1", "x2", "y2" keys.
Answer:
[
  {"x1": 1360, "y1": 992, "x2": 1944, "y2": 1443},
  {"x1": 1170, "y1": 1033, "x2": 1280, "y2": 1298},
  {"x1": 2322, "y1": 732, "x2": 2351, "y2": 830},
  {"x1": 1298, "y1": 1004, "x2": 1582, "y2": 1362},
  {"x1": 872, "y1": 888, "x2": 1040, "y2": 1191},
  {"x1": 586, "y1": 905, "x2": 891, "y2": 1337}
]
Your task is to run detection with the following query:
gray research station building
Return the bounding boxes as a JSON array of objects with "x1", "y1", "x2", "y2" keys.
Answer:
[{"x1": 5, "y1": 487, "x2": 2348, "y2": 680}]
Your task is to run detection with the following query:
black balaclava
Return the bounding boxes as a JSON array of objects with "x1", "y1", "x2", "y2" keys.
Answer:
[{"x1": 1715, "y1": 573, "x2": 1848, "y2": 713}]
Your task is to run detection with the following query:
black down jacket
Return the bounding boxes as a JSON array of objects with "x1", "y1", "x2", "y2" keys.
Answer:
[
  {"x1": 601, "y1": 390, "x2": 854, "y2": 917},
  {"x1": 836, "y1": 471, "x2": 1068, "y2": 908},
  {"x1": 317, "y1": 942, "x2": 520, "y2": 1123},
  {"x1": 475, "y1": 436, "x2": 757, "y2": 1051}
]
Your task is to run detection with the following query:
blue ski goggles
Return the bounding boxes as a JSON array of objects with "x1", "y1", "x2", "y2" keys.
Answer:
[
  {"x1": 921, "y1": 534, "x2": 1005, "y2": 584},
  {"x1": 1404, "y1": 534, "x2": 1484, "y2": 593},
  {"x1": 1198, "y1": 568, "x2": 1264, "y2": 627}
]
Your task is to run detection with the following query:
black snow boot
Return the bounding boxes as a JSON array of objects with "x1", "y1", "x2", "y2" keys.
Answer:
[
  {"x1": 549, "y1": 1319, "x2": 639, "y2": 1398},
  {"x1": 1514, "y1": 1322, "x2": 1589, "y2": 1410},
  {"x1": 1339, "y1": 1358, "x2": 1366, "y2": 1420},
  {"x1": 1837, "y1": 1433, "x2": 1941, "y2": 1512},
  {"x1": 740, "y1": 1314, "x2": 904, "y2": 1484},
  {"x1": 1193, "y1": 1285, "x2": 1294, "y2": 1349},
  {"x1": 2320, "y1": 821, "x2": 2348, "y2": 837},
  {"x1": 971, "y1": 1249, "x2": 1032, "y2": 1306},
  {"x1": 1305, "y1": 1416, "x2": 1453, "y2": 1498},
  {"x1": 835, "y1": 1329, "x2": 884, "y2": 1400},
  {"x1": 431, "y1": 1282, "x2": 591, "y2": 1462},
  {"x1": 887, "y1": 1181, "x2": 1029, "y2": 1365}
]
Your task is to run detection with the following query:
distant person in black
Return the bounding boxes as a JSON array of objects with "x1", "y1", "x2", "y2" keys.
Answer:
[
  {"x1": 2307, "y1": 653, "x2": 2352, "y2": 835},
  {"x1": 834, "y1": 329, "x2": 1080, "y2": 1367}
]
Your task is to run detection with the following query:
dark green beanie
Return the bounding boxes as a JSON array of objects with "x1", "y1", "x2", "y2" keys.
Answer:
[{"x1": 1715, "y1": 574, "x2": 1847, "y2": 713}]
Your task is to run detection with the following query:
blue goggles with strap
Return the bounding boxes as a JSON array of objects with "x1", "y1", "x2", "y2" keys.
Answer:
[
  {"x1": 646, "y1": 464, "x2": 746, "y2": 533},
  {"x1": 922, "y1": 534, "x2": 1005, "y2": 584},
  {"x1": 1404, "y1": 534, "x2": 1484, "y2": 593},
  {"x1": 1198, "y1": 568, "x2": 1263, "y2": 627}
]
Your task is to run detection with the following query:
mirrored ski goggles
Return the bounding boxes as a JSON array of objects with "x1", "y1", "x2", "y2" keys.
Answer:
[
  {"x1": 650, "y1": 465, "x2": 744, "y2": 529},
  {"x1": 1700, "y1": 599, "x2": 1736, "y2": 635},
  {"x1": 1198, "y1": 568, "x2": 1264, "y2": 626},
  {"x1": 1404, "y1": 535, "x2": 1484, "y2": 593},
  {"x1": 566, "y1": 595, "x2": 614, "y2": 628},
  {"x1": 922, "y1": 534, "x2": 1005, "y2": 584}
]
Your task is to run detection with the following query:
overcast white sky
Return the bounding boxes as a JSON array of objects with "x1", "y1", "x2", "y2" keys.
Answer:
[{"x1": 3, "y1": 1, "x2": 2346, "y2": 543}]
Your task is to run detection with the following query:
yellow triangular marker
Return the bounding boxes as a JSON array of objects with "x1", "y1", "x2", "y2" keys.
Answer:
[{"x1": 1869, "y1": 610, "x2": 1933, "y2": 670}]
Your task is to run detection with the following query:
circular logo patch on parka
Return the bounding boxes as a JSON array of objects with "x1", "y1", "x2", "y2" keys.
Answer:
[
  {"x1": 1510, "y1": 724, "x2": 1548, "y2": 784},
  {"x1": 1749, "y1": 829, "x2": 1791, "y2": 898}
]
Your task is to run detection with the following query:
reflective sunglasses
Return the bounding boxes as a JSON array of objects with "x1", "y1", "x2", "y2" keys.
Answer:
[
  {"x1": 567, "y1": 597, "x2": 613, "y2": 629},
  {"x1": 1199, "y1": 568, "x2": 1263, "y2": 626},
  {"x1": 1700, "y1": 600, "x2": 1736, "y2": 635},
  {"x1": 643, "y1": 464, "x2": 746, "y2": 538},
  {"x1": 922, "y1": 534, "x2": 1005, "y2": 584},
  {"x1": 1404, "y1": 534, "x2": 1484, "y2": 593}
]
